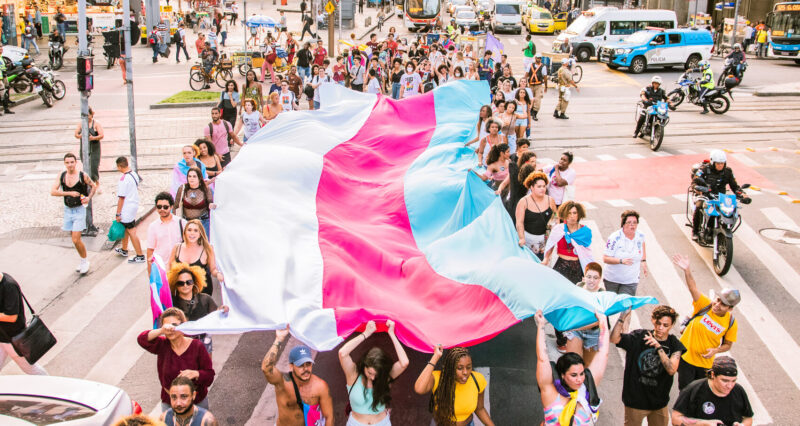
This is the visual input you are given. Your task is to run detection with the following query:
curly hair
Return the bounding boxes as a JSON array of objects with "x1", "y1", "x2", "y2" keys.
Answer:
[
  {"x1": 167, "y1": 262, "x2": 207, "y2": 295},
  {"x1": 486, "y1": 143, "x2": 509, "y2": 165},
  {"x1": 517, "y1": 150, "x2": 536, "y2": 167},
  {"x1": 652, "y1": 305, "x2": 678, "y2": 325},
  {"x1": 432, "y1": 347, "x2": 472, "y2": 426},
  {"x1": 517, "y1": 163, "x2": 537, "y2": 186},
  {"x1": 523, "y1": 171, "x2": 548, "y2": 189},
  {"x1": 557, "y1": 200, "x2": 586, "y2": 222}
]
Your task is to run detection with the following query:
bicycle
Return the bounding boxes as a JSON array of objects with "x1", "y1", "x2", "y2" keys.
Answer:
[{"x1": 189, "y1": 59, "x2": 234, "y2": 91}]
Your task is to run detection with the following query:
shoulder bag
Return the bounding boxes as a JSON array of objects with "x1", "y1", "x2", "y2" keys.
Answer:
[{"x1": 6, "y1": 291, "x2": 57, "y2": 364}]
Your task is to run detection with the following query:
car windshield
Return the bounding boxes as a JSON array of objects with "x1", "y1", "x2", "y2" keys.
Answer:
[
  {"x1": 530, "y1": 11, "x2": 552, "y2": 19},
  {"x1": 406, "y1": 0, "x2": 441, "y2": 17},
  {"x1": 625, "y1": 31, "x2": 656, "y2": 44},
  {"x1": 496, "y1": 4, "x2": 519, "y2": 14},
  {"x1": 769, "y1": 10, "x2": 800, "y2": 35},
  {"x1": 565, "y1": 15, "x2": 591, "y2": 34},
  {"x1": 0, "y1": 396, "x2": 97, "y2": 425},
  {"x1": 458, "y1": 11, "x2": 476, "y2": 19}
]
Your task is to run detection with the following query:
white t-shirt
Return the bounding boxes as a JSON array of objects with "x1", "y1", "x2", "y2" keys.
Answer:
[
  {"x1": 242, "y1": 110, "x2": 261, "y2": 139},
  {"x1": 279, "y1": 91, "x2": 295, "y2": 111},
  {"x1": 117, "y1": 171, "x2": 140, "y2": 223},
  {"x1": 366, "y1": 77, "x2": 381, "y2": 94},
  {"x1": 603, "y1": 229, "x2": 646, "y2": 284},
  {"x1": 544, "y1": 165, "x2": 575, "y2": 205},
  {"x1": 400, "y1": 72, "x2": 422, "y2": 98}
]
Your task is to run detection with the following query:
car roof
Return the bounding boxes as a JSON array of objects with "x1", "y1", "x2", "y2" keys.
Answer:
[{"x1": 0, "y1": 376, "x2": 124, "y2": 411}]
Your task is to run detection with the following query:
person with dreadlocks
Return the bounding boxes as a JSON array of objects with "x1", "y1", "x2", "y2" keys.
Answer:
[
  {"x1": 535, "y1": 309, "x2": 610, "y2": 425},
  {"x1": 413, "y1": 345, "x2": 494, "y2": 426},
  {"x1": 338, "y1": 319, "x2": 410, "y2": 426}
]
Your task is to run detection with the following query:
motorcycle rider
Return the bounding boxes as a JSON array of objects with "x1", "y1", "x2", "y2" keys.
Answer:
[
  {"x1": 691, "y1": 150, "x2": 751, "y2": 241},
  {"x1": 725, "y1": 43, "x2": 746, "y2": 80},
  {"x1": 633, "y1": 75, "x2": 667, "y2": 138},
  {"x1": 0, "y1": 45, "x2": 14, "y2": 115},
  {"x1": 692, "y1": 60, "x2": 715, "y2": 114},
  {"x1": 49, "y1": 28, "x2": 66, "y2": 45}
]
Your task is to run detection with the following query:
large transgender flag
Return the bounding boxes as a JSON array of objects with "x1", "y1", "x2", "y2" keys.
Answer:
[{"x1": 179, "y1": 81, "x2": 656, "y2": 352}]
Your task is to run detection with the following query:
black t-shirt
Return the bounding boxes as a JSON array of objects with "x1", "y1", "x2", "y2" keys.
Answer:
[
  {"x1": 673, "y1": 379, "x2": 754, "y2": 426},
  {"x1": 617, "y1": 329, "x2": 686, "y2": 410},
  {"x1": 0, "y1": 274, "x2": 26, "y2": 343}
]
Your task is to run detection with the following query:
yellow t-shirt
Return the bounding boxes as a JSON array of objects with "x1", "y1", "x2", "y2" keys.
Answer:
[
  {"x1": 757, "y1": 30, "x2": 768, "y2": 43},
  {"x1": 680, "y1": 294, "x2": 738, "y2": 369},
  {"x1": 432, "y1": 370, "x2": 487, "y2": 422}
]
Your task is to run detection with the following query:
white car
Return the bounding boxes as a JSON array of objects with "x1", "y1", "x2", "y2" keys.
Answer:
[
  {"x1": 454, "y1": 5, "x2": 474, "y2": 15},
  {"x1": 455, "y1": 10, "x2": 480, "y2": 31},
  {"x1": 0, "y1": 375, "x2": 141, "y2": 425},
  {"x1": 1, "y1": 45, "x2": 29, "y2": 64}
]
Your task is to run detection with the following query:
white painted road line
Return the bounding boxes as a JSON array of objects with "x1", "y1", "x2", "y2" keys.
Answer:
[
  {"x1": 642, "y1": 219, "x2": 772, "y2": 425},
  {"x1": 641, "y1": 197, "x2": 667, "y2": 205},
  {"x1": 761, "y1": 207, "x2": 800, "y2": 232},
  {"x1": 606, "y1": 199, "x2": 633, "y2": 207},
  {"x1": 731, "y1": 153, "x2": 759, "y2": 167},
  {"x1": 625, "y1": 153, "x2": 646, "y2": 159},
  {"x1": 734, "y1": 220, "x2": 800, "y2": 305},
  {"x1": 651, "y1": 151, "x2": 671, "y2": 157},
  {"x1": 597, "y1": 154, "x2": 616, "y2": 161},
  {"x1": 678, "y1": 149, "x2": 697, "y2": 155},
  {"x1": 582, "y1": 201, "x2": 597, "y2": 210},
  {"x1": 573, "y1": 156, "x2": 587, "y2": 163},
  {"x1": 85, "y1": 310, "x2": 151, "y2": 385},
  {"x1": 671, "y1": 214, "x2": 800, "y2": 393}
]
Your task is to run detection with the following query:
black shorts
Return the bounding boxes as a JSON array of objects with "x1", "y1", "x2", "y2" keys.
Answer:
[
  {"x1": 678, "y1": 358, "x2": 708, "y2": 390},
  {"x1": 121, "y1": 220, "x2": 136, "y2": 229}
]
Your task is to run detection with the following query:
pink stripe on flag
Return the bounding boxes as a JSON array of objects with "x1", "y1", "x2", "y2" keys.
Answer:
[{"x1": 316, "y1": 94, "x2": 519, "y2": 352}]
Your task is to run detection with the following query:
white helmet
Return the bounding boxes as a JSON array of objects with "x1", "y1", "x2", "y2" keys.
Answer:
[
  {"x1": 698, "y1": 60, "x2": 710, "y2": 70},
  {"x1": 561, "y1": 57, "x2": 569, "y2": 64},
  {"x1": 733, "y1": 43, "x2": 742, "y2": 50},
  {"x1": 651, "y1": 76, "x2": 663, "y2": 85},
  {"x1": 710, "y1": 149, "x2": 727, "y2": 164}
]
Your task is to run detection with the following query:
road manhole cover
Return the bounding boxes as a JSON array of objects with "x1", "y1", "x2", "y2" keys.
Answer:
[{"x1": 759, "y1": 228, "x2": 800, "y2": 245}]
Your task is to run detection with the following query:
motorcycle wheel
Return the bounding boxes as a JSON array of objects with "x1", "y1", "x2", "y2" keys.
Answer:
[
  {"x1": 650, "y1": 122, "x2": 664, "y2": 151},
  {"x1": 667, "y1": 90, "x2": 684, "y2": 110},
  {"x1": 53, "y1": 54, "x2": 63, "y2": 70},
  {"x1": 52, "y1": 80, "x2": 67, "y2": 100},
  {"x1": 713, "y1": 233, "x2": 734, "y2": 276},
  {"x1": 41, "y1": 91, "x2": 54, "y2": 108},
  {"x1": 709, "y1": 96, "x2": 730, "y2": 114}
]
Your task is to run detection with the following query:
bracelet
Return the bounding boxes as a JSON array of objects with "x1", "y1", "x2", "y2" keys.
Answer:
[
  {"x1": 427, "y1": 362, "x2": 435, "y2": 367},
  {"x1": 362, "y1": 334, "x2": 367, "y2": 341},
  {"x1": 642, "y1": 259, "x2": 647, "y2": 262}
]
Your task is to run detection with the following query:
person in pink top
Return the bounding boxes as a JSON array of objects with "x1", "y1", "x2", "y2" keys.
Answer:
[
  {"x1": 147, "y1": 192, "x2": 185, "y2": 274},
  {"x1": 137, "y1": 307, "x2": 215, "y2": 412},
  {"x1": 202, "y1": 107, "x2": 242, "y2": 168}
]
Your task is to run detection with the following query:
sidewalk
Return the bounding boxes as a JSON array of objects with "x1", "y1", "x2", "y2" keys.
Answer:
[{"x1": 754, "y1": 81, "x2": 800, "y2": 96}]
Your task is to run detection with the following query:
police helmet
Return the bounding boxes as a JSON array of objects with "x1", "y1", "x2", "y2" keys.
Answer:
[
  {"x1": 698, "y1": 60, "x2": 710, "y2": 70},
  {"x1": 651, "y1": 76, "x2": 663, "y2": 85},
  {"x1": 709, "y1": 149, "x2": 727, "y2": 164}
]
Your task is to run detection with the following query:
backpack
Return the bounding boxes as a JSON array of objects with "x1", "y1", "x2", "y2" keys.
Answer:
[
  {"x1": 172, "y1": 30, "x2": 181, "y2": 44},
  {"x1": 680, "y1": 304, "x2": 735, "y2": 341},
  {"x1": 208, "y1": 121, "x2": 232, "y2": 144}
]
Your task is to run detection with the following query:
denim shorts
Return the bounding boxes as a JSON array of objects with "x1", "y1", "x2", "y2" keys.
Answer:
[
  {"x1": 515, "y1": 118, "x2": 527, "y2": 126},
  {"x1": 62, "y1": 205, "x2": 86, "y2": 232},
  {"x1": 564, "y1": 328, "x2": 601, "y2": 350}
]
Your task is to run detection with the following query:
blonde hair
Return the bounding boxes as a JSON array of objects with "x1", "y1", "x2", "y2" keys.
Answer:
[
  {"x1": 183, "y1": 219, "x2": 212, "y2": 255},
  {"x1": 167, "y1": 262, "x2": 207, "y2": 295},
  {"x1": 523, "y1": 171, "x2": 548, "y2": 189},
  {"x1": 183, "y1": 144, "x2": 200, "y2": 157}
]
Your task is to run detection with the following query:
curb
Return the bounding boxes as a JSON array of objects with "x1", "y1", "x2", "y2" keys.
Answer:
[
  {"x1": 9, "y1": 94, "x2": 39, "y2": 109},
  {"x1": 149, "y1": 101, "x2": 218, "y2": 109},
  {"x1": 753, "y1": 91, "x2": 800, "y2": 97}
]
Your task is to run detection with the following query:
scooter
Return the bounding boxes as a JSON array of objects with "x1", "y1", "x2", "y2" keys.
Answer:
[{"x1": 667, "y1": 72, "x2": 731, "y2": 114}]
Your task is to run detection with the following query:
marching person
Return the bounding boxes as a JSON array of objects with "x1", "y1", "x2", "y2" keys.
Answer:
[
  {"x1": 160, "y1": 377, "x2": 219, "y2": 426},
  {"x1": 671, "y1": 356, "x2": 753, "y2": 426},
  {"x1": 51, "y1": 153, "x2": 96, "y2": 274},
  {"x1": 0, "y1": 272, "x2": 48, "y2": 375}
]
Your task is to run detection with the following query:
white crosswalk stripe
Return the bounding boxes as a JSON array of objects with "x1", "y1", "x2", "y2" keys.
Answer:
[
  {"x1": 678, "y1": 149, "x2": 697, "y2": 155},
  {"x1": 640, "y1": 197, "x2": 667, "y2": 205},
  {"x1": 605, "y1": 199, "x2": 633, "y2": 207},
  {"x1": 624, "y1": 153, "x2": 646, "y2": 159},
  {"x1": 761, "y1": 206, "x2": 800, "y2": 232},
  {"x1": 597, "y1": 154, "x2": 616, "y2": 161}
]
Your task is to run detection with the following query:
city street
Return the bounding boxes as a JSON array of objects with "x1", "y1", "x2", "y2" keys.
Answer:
[{"x1": 2, "y1": 2, "x2": 800, "y2": 425}]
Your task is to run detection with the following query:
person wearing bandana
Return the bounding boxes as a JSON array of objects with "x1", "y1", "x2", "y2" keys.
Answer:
[{"x1": 671, "y1": 356, "x2": 753, "y2": 426}]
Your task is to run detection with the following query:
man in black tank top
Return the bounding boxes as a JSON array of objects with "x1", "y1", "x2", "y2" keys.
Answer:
[
  {"x1": 159, "y1": 376, "x2": 218, "y2": 426},
  {"x1": 50, "y1": 153, "x2": 96, "y2": 274}
]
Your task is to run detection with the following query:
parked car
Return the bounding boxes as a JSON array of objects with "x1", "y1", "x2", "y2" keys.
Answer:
[
  {"x1": 1, "y1": 45, "x2": 29, "y2": 64},
  {"x1": 598, "y1": 28, "x2": 712, "y2": 73},
  {"x1": 0, "y1": 375, "x2": 141, "y2": 425},
  {"x1": 553, "y1": 7, "x2": 677, "y2": 62}
]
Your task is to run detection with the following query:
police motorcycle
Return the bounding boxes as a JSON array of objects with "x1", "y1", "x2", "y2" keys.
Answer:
[
  {"x1": 685, "y1": 155, "x2": 751, "y2": 276},
  {"x1": 633, "y1": 76, "x2": 670, "y2": 151},
  {"x1": 667, "y1": 61, "x2": 731, "y2": 114}
]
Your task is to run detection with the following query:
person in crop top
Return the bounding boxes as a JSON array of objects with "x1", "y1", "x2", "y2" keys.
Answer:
[
  {"x1": 339, "y1": 320, "x2": 409, "y2": 426},
  {"x1": 415, "y1": 346, "x2": 494, "y2": 426}
]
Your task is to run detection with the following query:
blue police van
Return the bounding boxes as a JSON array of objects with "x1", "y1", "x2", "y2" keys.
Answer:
[{"x1": 598, "y1": 28, "x2": 713, "y2": 73}]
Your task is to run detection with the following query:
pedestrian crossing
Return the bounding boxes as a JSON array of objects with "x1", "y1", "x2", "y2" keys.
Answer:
[{"x1": 2, "y1": 190, "x2": 800, "y2": 424}]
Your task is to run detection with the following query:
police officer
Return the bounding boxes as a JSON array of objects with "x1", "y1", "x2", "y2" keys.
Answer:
[
  {"x1": 693, "y1": 60, "x2": 715, "y2": 114},
  {"x1": 691, "y1": 150, "x2": 751, "y2": 240},
  {"x1": 554, "y1": 57, "x2": 578, "y2": 119},
  {"x1": 0, "y1": 45, "x2": 14, "y2": 116},
  {"x1": 634, "y1": 75, "x2": 667, "y2": 138}
]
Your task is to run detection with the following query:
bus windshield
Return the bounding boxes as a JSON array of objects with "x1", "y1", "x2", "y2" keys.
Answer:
[
  {"x1": 406, "y1": 0, "x2": 441, "y2": 18},
  {"x1": 769, "y1": 5, "x2": 800, "y2": 36}
]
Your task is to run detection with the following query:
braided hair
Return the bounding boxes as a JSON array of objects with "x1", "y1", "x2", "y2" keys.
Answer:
[{"x1": 432, "y1": 347, "x2": 471, "y2": 426}]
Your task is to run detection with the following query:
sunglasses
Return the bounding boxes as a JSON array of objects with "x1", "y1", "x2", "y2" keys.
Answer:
[
  {"x1": 177, "y1": 279, "x2": 194, "y2": 287},
  {"x1": 156, "y1": 204, "x2": 171, "y2": 210}
]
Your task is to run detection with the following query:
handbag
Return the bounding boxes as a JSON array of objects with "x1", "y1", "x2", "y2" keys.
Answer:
[
  {"x1": 8, "y1": 292, "x2": 57, "y2": 364},
  {"x1": 303, "y1": 83, "x2": 315, "y2": 99}
]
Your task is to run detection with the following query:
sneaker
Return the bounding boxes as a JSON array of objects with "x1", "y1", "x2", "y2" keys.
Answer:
[
  {"x1": 553, "y1": 110, "x2": 559, "y2": 118},
  {"x1": 114, "y1": 248, "x2": 129, "y2": 257},
  {"x1": 560, "y1": 113, "x2": 569, "y2": 120},
  {"x1": 128, "y1": 255, "x2": 146, "y2": 264},
  {"x1": 78, "y1": 258, "x2": 90, "y2": 274}
]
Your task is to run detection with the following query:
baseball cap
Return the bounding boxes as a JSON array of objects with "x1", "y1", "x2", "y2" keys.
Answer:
[
  {"x1": 710, "y1": 355, "x2": 738, "y2": 377},
  {"x1": 712, "y1": 288, "x2": 741, "y2": 307},
  {"x1": 289, "y1": 345, "x2": 314, "y2": 366}
]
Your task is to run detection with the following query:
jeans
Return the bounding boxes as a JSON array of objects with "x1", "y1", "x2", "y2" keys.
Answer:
[
  {"x1": 57, "y1": 22, "x2": 67, "y2": 38},
  {"x1": 24, "y1": 37, "x2": 40, "y2": 54},
  {"x1": 152, "y1": 43, "x2": 159, "y2": 60},
  {"x1": 314, "y1": 100, "x2": 320, "y2": 109},
  {"x1": 175, "y1": 41, "x2": 190, "y2": 61},
  {"x1": 391, "y1": 82, "x2": 401, "y2": 99},
  {"x1": 221, "y1": 30, "x2": 227, "y2": 46},
  {"x1": 297, "y1": 66, "x2": 311, "y2": 80}
]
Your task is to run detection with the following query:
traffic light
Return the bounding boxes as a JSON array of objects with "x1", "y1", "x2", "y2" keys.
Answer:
[{"x1": 77, "y1": 55, "x2": 94, "y2": 92}]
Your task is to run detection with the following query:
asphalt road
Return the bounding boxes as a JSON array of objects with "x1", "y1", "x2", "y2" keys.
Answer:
[{"x1": 1, "y1": 3, "x2": 800, "y2": 425}]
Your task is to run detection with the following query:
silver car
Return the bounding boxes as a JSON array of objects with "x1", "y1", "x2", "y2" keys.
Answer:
[{"x1": 0, "y1": 375, "x2": 141, "y2": 425}]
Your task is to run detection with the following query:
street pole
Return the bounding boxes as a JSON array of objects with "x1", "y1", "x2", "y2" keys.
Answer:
[
  {"x1": 123, "y1": 0, "x2": 139, "y2": 174},
  {"x1": 692, "y1": 0, "x2": 699, "y2": 28},
  {"x1": 78, "y1": 0, "x2": 95, "y2": 235},
  {"x1": 731, "y1": 0, "x2": 740, "y2": 48},
  {"x1": 338, "y1": 0, "x2": 342, "y2": 43},
  {"x1": 328, "y1": 5, "x2": 334, "y2": 56},
  {"x1": 243, "y1": 0, "x2": 247, "y2": 54}
]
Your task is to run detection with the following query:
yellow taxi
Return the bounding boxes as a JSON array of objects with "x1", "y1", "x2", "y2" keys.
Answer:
[
  {"x1": 525, "y1": 6, "x2": 555, "y2": 34},
  {"x1": 553, "y1": 11, "x2": 568, "y2": 32}
]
